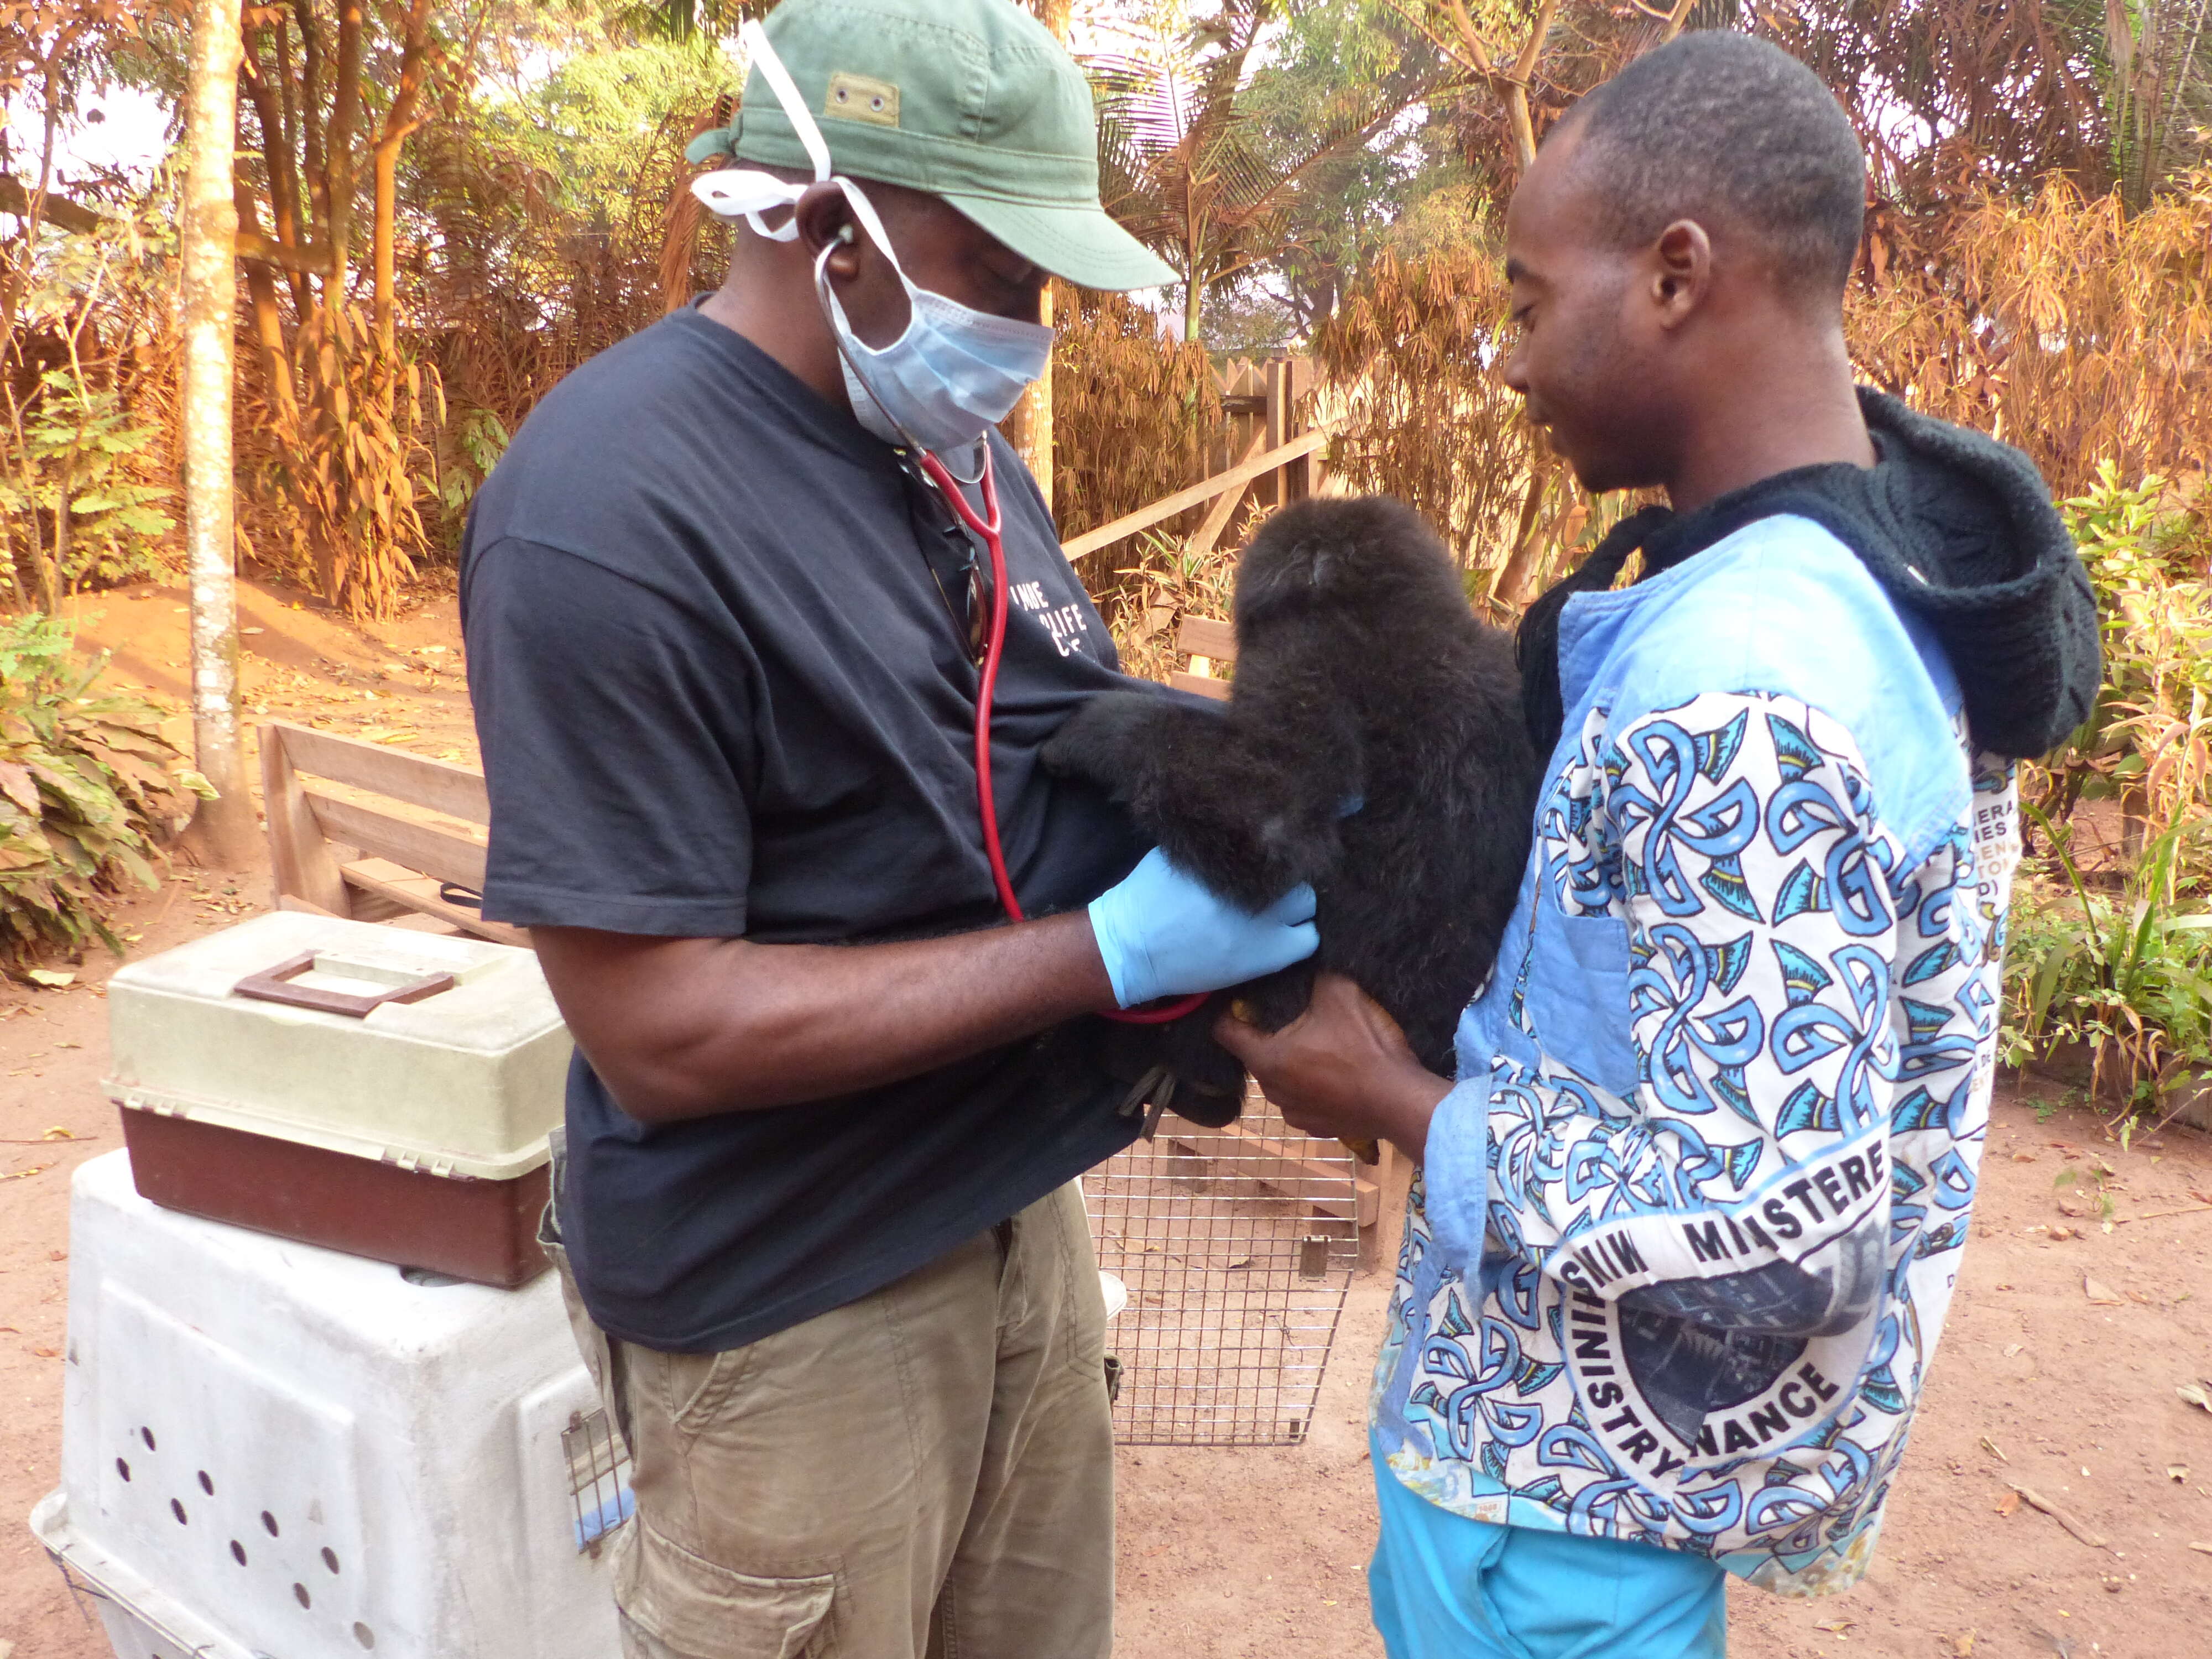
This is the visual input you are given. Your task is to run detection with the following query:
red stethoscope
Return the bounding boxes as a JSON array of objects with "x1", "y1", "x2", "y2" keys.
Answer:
[{"x1": 915, "y1": 447, "x2": 1204, "y2": 1027}]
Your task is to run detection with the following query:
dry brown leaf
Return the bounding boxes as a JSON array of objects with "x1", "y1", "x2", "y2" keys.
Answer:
[
  {"x1": 0, "y1": 760, "x2": 39, "y2": 815},
  {"x1": 1812, "y1": 1618, "x2": 1854, "y2": 1634},
  {"x1": 1996, "y1": 1490, "x2": 2022, "y2": 1516},
  {"x1": 2008, "y1": 1484, "x2": 2107, "y2": 1548},
  {"x1": 2170, "y1": 1465, "x2": 2190, "y2": 1481},
  {"x1": 2179, "y1": 1381, "x2": 2212, "y2": 1414},
  {"x1": 2083, "y1": 1276, "x2": 2125, "y2": 1305},
  {"x1": 1949, "y1": 1634, "x2": 1976, "y2": 1657}
]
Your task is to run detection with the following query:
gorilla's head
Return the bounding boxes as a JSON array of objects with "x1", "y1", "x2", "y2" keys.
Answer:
[{"x1": 1233, "y1": 495, "x2": 1469, "y2": 644}]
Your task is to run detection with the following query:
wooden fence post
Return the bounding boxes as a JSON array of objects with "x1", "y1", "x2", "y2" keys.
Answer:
[{"x1": 1264, "y1": 356, "x2": 1316, "y2": 507}]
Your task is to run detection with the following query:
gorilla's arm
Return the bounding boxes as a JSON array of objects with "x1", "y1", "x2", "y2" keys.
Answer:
[{"x1": 1043, "y1": 688, "x2": 1359, "y2": 912}]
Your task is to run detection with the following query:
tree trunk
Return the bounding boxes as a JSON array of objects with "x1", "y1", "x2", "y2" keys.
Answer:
[
  {"x1": 1001, "y1": 281, "x2": 1057, "y2": 512},
  {"x1": 293, "y1": 0, "x2": 328, "y2": 249},
  {"x1": 325, "y1": 0, "x2": 363, "y2": 285},
  {"x1": 1490, "y1": 431, "x2": 1554, "y2": 608},
  {"x1": 372, "y1": 0, "x2": 435, "y2": 351},
  {"x1": 237, "y1": 186, "x2": 300, "y2": 430},
  {"x1": 181, "y1": 0, "x2": 260, "y2": 869},
  {"x1": 234, "y1": 82, "x2": 299, "y2": 430},
  {"x1": 1004, "y1": 1, "x2": 1071, "y2": 512},
  {"x1": 242, "y1": 31, "x2": 312, "y2": 313}
]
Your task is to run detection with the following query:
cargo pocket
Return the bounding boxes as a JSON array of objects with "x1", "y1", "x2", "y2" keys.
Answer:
[{"x1": 616, "y1": 1519, "x2": 838, "y2": 1659}]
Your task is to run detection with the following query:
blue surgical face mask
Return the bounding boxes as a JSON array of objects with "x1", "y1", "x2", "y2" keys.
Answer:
[
  {"x1": 689, "y1": 21, "x2": 1052, "y2": 461},
  {"x1": 812, "y1": 181, "x2": 1053, "y2": 457}
]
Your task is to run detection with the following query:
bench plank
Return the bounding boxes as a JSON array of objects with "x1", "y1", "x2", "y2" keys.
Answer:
[
  {"x1": 1176, "y1": 615, "x2": 1237, "y2": 661},
  {"x1": 1168, "y1": 670, "x2": 1232, "y2": 702},
  {"x1": 302, "y1": 791, "x2": 489, "y2": 891},
  {"x1": 259, "y1": 727, "x2": 351, "y2": 917},
  {"x1": 270, "y1": 720, "x2": 491, "y2": 825},
  {"x1": 342, "y1": 858, "x2": 529, "y2": 949}
]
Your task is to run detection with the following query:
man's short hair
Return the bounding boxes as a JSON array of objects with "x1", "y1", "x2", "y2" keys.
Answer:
[{"x1": 1561, "y1": 32, "x2": 1866, "y2": 298}]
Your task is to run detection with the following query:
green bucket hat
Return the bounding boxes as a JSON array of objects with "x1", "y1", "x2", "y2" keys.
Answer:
[{"x1": 684, "y1": 0, "x2": 1175, "y2": 293}]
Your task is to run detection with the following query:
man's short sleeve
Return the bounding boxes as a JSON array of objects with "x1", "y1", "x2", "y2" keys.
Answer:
[{"x1": 464, "y1": 537, "x2": 758, "y2": 937}]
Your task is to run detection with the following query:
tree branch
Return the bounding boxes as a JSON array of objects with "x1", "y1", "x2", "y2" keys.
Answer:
[{"x1": 0, "y1": 175, "x2": 109, "y2": 235}]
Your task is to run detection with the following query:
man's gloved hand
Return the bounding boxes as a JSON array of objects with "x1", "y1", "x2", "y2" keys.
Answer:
[{"x1": 1087, "y1": 848, "x2": 1318, "y2": 1009}]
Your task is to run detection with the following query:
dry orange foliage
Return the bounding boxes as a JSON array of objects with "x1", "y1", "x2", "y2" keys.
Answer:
[
  {"x1": 1854, "y1": 173, "x2": 2212, "y2": 500},
  {"x1": 1050, "y1": 290, "x2": 1226, "y2": 588}
]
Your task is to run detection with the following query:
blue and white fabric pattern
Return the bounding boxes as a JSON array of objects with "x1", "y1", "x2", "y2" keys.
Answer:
[{"x1": 1374, "y1": 515, "x2": 2020, "y2": 1597}]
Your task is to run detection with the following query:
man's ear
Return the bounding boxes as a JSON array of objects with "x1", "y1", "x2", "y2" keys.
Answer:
[
  {"x1": 1648, "y1": 220, "x2": 1713, "y2": 332},
  {"x1": 794, "y1": 183, "x2": 862, "y2": 280}
]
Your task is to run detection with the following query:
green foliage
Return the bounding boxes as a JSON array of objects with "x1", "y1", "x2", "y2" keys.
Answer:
[
  {"x1": 1090, "y1": 0, "x2": 1437, "y2": 340},
  {"x1": 479, "y1": 41, "x2": 741, "y2": 228},
  {"x1": 0, "y1": 616, "x2": 212, "y2": 974},
  {"x1": 2002, "y1": 810, "x2": 2212, "y2": 1113},
  {"x1": 2038, "y1": 465, "x2": 2212, "y2": 879},
  {"x1": 1235, "y1": 0, "x2": 1457, "y2": 333},
  {"x1": 435, "y1": 407, "x2": 511, "y2": 534},
  {"x1": 2, "y1": 180, "x2": 181, "y2": 609},
  {"x1": 0, "y1": 368, "x2": 175, "y2": 597}
]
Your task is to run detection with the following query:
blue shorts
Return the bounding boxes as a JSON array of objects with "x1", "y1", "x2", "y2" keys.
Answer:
[{"x1": 1368, "y1": 1439, "x2": 1728, "y2": 1659}]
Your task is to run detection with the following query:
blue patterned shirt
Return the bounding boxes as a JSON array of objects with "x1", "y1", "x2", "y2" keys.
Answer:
[{"x1": 1376, "y1": 517, "x2": 2018, "y2": 1596}]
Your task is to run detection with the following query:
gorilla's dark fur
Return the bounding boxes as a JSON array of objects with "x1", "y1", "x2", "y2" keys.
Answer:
[{"x1": 1048, "y1": 495, "x2": 1540, "y2": 1123}]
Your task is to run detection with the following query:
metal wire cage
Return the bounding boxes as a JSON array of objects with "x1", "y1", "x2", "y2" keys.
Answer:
[
  {"x1": 1087, "y1": 1084, "x2": 1374, "y2": 1446},
  {"x1": 562, "y1": 1406, "x2": 635, "y2": 1557}
]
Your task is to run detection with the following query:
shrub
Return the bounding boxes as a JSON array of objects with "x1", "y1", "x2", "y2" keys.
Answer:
[
  {"x1": 2034, "y1": 466, "x2": 2212, "y2": 875},
  {"x1": 0, "y1": 615, "x2": 211, "y2": 972},
  {"x1": 2003, "y1": 813, "x2": 2212, "y2": 1115}
]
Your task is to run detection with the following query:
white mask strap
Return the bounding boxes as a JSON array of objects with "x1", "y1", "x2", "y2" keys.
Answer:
[
  {"x1": 740, "y1": 19, "x2": 831, "y2": 182},
  {"x1": 689, "y1": 20, "x2": 833, "y2": 242}
]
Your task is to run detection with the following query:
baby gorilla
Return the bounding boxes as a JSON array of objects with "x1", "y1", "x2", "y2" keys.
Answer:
[{"x1": 1047, "y1": 494, "x2": 1538, "y2": 1125}]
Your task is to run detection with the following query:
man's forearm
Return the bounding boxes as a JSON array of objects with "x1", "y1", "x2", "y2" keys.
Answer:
[{"x1": 534, "y1": 912, "x2": 1115, "y2": 1123}]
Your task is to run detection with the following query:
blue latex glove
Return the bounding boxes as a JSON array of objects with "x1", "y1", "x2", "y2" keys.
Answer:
[{"x1": 1088, "y1": 848, "x2": 1319, "y2": 1009}]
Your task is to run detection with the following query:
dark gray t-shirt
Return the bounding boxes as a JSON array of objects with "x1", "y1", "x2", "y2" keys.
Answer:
[{"x1": 461, "y1": 305, "x2": 1151, "y2": 1352}]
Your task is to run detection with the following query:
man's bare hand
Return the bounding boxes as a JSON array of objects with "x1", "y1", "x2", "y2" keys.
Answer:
[{"x1": 1215, "y1": 972, "x2": 1451, "y2": 1164}]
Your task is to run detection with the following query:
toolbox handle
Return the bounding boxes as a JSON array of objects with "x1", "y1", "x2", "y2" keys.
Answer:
[{"x1": 232, "y1": 951, "x2": 457, "y2": 1018}]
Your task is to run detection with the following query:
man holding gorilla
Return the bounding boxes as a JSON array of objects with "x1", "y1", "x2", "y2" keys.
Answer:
[{"x1": 1223, "y1": 31, "x2": 2099, "y2": 1659}]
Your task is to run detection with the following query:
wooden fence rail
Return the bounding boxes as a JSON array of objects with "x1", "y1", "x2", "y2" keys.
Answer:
[{"x1": 1061, "y1": 425, "x2": 1334, "y2": 561}]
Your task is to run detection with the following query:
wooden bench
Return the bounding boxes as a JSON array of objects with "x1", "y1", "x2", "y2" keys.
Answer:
[
  {"x1": 1168, "y1": 614, "x2": 1237, "y2": 702},
  {"x1": 259, "y1": 721, "x2": 527, "y2": 948}
]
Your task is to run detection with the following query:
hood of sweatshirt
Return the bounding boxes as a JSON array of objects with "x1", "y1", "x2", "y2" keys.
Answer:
[{"x1": 1520, "y1": 389, "x2": 2104, "y2": 760}]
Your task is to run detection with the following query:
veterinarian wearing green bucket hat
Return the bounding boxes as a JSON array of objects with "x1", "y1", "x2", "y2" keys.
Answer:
[{"x1": 461, "y1": 3, "x2": 1313, "y2": 1658}]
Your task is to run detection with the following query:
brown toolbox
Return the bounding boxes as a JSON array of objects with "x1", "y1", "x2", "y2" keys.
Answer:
[{"x1": 103, "y1": 911, "x2": 572, "y2": 1287}]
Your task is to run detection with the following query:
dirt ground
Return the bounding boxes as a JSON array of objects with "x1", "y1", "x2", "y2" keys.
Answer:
[{"x1": 4, "y1": 579, "x2": 2211, "y2": 1656}]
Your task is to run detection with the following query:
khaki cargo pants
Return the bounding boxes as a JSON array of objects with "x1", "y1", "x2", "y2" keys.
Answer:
[{"x1": 545, "y1": 1178, "x2": 1115, "y2": 1659}]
